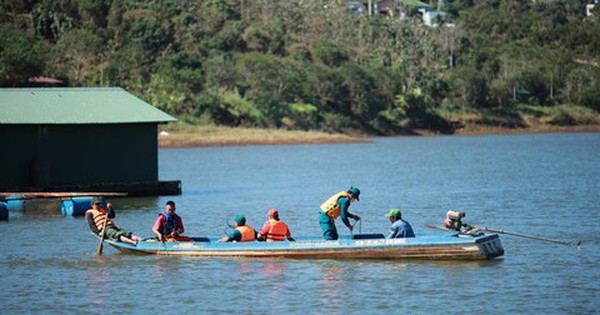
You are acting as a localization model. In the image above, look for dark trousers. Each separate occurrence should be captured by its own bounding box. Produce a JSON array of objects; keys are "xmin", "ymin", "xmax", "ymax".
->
[{"xmin": 319, "ymin": 211, "xmax": 338, "ymax": 240}]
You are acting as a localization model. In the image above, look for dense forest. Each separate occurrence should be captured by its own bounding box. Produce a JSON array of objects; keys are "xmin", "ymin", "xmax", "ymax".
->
[{"xmin": 1, "ymin": 0, "xmax": 599, "ymax": 134}]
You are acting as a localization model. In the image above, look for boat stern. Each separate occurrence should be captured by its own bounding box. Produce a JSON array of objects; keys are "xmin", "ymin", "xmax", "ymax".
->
[{"xmin": 475, "ymin": 234, "xmax": 504, "ymax": 259}]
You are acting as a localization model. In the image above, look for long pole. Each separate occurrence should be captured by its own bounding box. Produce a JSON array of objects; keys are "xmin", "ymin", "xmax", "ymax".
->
[
  {"xmin": 471, "ymin": 225, "xmax": 581, "ymax": 247},
  {"xmin": 96, "ymin": 213, "xmax": 109, "ymax": 255}
]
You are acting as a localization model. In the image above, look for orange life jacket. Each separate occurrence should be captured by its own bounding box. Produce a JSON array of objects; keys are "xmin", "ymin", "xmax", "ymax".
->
[
  {"xmin": 320, "ymin": 191, "xmax": 350, "ymax": 220},
  {"xmin": 236, "ymin": 225, "xmax": 256, "ymax": 242},
  {"xmin": 266, "ymin": 219, "xmax": 289, "ymax": 242},
  {"xmin": 85, "ymin": 208, "xmax": 113, "ymax": 231}
]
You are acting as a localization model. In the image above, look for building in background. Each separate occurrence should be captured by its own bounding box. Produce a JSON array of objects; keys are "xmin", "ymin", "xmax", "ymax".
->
[
  {"xmin": 0, "ymin": 87, "xmax": 180, "ymax": 196},
  {"xmin": 587, "ymin": 0, "xmax": 599, "ymax": 16}
]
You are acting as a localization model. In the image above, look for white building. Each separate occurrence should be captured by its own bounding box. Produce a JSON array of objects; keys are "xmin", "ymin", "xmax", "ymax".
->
[
  {"xmin": 587, "ymin": 1, "xmax": 598, "ymax": 17},
  {"xmin": 418, "ymin": 8, "xmax": 452, "ymax": 27}
]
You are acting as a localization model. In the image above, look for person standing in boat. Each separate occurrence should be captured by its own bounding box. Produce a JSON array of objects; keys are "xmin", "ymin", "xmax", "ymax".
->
[
  {"xmin": 218, "ymin": 215, "xmax": 257, "ymax": 242},
  {"xmin": 85, "ymin": 200, "xmax": 141, "ymax": 245},
  {"xmin": 257, "ymin": 209, "xmax": 295, "ymax": 242},
  {"xmin": 385, "ymin": 208, "xmax": 415, "ymax": 238},
  {"xmin": 152, "ymin": 200, "xmax": 192, "ymax": 242},
  {"xmin": 319, "ymin": 186, "xmax": 361, "ymax": 240}
]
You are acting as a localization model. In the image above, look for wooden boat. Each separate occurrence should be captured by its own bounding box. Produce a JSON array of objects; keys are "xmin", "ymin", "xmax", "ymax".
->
[{"xmin": 98, "ymin": 230, "xmax": 504, "ymax": 260}]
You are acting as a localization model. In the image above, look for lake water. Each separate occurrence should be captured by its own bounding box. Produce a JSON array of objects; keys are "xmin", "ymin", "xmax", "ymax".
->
[{"xmin": 1, "ymin": 132, "xmax": 599, "ymax": 314}]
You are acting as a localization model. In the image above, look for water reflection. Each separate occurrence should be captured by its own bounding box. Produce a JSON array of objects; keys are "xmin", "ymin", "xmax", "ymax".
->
[
  {"xmin": 258, "ymin": 260, "xmax": 286, "ymax": 279},
  {"xmin": 84, "ymin": 259, "xmax": 112, "ymax": 307},
  {"xmin": 429, "ymin": 258, "xmax": 504, "ymax": 268},
  {"xmin": 111, "ymin": 197, "xmax": 160, "ymax": 211},
  {"xmin": 317, "ymin": 264, "xmax": 345, "ymax": 314},
  {"xmin": 150, "ymin": 257, "xmax": 174, "ymax": 277},
  {"xmin": 235, "ymin": 260, "xmax": 256, "ymax": 281},
  {"xmin": 22, "ymin": 199, "xmax": 62, "ymax": 217},
  {"xmin": 255, "ymin": 260, "xmax": 288, "ymax": 307}
]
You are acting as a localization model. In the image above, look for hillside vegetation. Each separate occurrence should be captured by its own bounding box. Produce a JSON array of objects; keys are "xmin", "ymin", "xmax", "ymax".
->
[{"xmin": 1, "ymin": 0, "xmax": 599, "ymax": 135}]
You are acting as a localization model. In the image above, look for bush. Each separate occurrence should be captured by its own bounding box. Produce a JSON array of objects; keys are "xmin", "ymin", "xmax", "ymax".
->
[
  {"xmin": 581, "ymin": 88, "xmax": 600, "ymax": 111},
  {"xmin": 320, "ymin": 112, "xmax": 361, "ymax": 133},
  {"xmin": 220, "ymin": 91, "xmax": 266, "ymax": 127},
  {"xmin": 284, "ymin": 102, "xmax": 320, "ymax": 130},
  {"xmin": 312, "ymin": 40, "xmax": 349, "ymax": 67},
  {"xmin": 209, "ymin": 20, "xmax": 246, "ymax": 51}
]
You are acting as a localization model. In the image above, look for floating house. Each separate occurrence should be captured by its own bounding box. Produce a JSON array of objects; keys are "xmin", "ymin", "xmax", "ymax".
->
[{"xmin": 0, "ymin": 87, "xmax": 180, "ymax": 196}]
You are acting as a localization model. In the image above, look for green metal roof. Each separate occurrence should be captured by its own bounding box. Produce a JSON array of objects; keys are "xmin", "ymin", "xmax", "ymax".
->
[{"xmin": 0, "ymin": 87, "xmax": 176, "ymax": 124}]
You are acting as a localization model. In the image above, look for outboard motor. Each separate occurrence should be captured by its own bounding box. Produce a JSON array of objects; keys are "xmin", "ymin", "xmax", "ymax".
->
[{"xmin": 444, "ymin": 210, "xmax": 466, "ymax": 231}]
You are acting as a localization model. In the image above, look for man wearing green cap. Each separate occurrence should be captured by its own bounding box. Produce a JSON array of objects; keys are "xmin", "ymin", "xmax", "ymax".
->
[
  {"xmin": 218, "ymin": 215, "xmax": 257, "ymax": 242},
  {"xmin": 385, "ymin": 208, "xmax": 415, "ymax": 238},
  {"xmin": 319, "ymin": 186, "xmax": 361, "ymax": 240}
]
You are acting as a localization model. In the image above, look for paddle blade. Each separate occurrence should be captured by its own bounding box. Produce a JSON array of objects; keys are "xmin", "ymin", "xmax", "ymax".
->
[
  {"xmin": 96, "ymin": 238, "xmax": 104, "ymax": 255},
  {"xmin": 95, "ymin": 214, "xmax": 109, "ymax": 256}
]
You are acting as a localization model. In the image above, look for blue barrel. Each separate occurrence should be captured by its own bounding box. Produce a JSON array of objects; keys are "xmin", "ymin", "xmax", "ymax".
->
[
  {"xmin": 61, "ymin": 197, "xmax": 105, "ymax": 216},
  {"xmin": 0, "ymin": 202, "xmax": 8, "ymax": 220},
  {"xmin": 5, "ymin": 195, "xmax": 25, "ymax": 212}
]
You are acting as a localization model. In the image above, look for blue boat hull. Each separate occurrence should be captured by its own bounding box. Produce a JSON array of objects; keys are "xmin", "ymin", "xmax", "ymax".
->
[{"xmin": 101, "ymin": 232, "xmax": 504, "ymax": 260}]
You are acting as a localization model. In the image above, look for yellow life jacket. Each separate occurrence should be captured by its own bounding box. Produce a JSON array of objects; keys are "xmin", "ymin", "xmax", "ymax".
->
[
  {"xmin": 85, "ymin": 208, "xmax": 113, "ymax": 231},
  {"xmin": 320, "ymin": 191, "xmax": 350, "ymax": 220},
  {"xmin": 236, "ymin": 225, "xmax": 256, "ymax": 242},
  {"xmin": 266, "ymin": 219, "xmax": 289, "ymax": 242}
]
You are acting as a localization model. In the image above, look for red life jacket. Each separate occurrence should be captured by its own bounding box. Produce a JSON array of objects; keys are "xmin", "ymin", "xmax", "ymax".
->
[
  {"xmin": 236, "ymin": 225, "xmax": 256, "ymax": 242},
  {"xmin": 266, "ymin": 219, "xmax": 289, "ymax": 242}
]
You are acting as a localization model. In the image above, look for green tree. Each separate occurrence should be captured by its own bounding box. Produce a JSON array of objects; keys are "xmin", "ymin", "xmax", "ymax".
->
[
  {"xmin": 121, "ymin": 9, "xmax": 172, "ymax": 55},
  {"xmin": 76, "ymin": 0, "xmax": 110, "ymax": 28},
  {"xmin": 144, "ymin": 51, "xmax": 204, "ymax": 114},
  {"xmin": 52, "ymin": 28, "xmax": 102, "ymax": 86},
  {"xmin": 32, "ymin": 0, "xmax": 80, "ymax": 41},
  {"xmin": 313, "ymin": 40, "xmax": 349, "ymax": 67},
  {"xmin": 106, "ymin": 42, "xmax": 150, "ymax": 87},
  {"xmin": 0, "ymin": 26, "xmax": 48, "ymax": 86}
]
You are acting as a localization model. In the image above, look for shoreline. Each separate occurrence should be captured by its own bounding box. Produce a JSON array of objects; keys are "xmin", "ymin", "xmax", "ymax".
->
[
  {"xmin": 158, "ymin": 135, "xmax": 367, "ymax": 148},
  {"xmin": 415, "ymin": 125, "xmax": 600, "ymax": 136},
  {"xmin": 158, "ymin": 125, "xmax": 367, "ymax": 148},
  {"xmin": 158, "ymin": 125, "xmax": 600, "ymax": 148}
]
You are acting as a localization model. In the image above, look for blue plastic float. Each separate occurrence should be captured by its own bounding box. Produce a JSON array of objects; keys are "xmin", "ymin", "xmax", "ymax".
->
[
  {"xmin": 0, "ymin": 202, "xmax": 8, "ymax": 220},
  {"xmin": 61, "ymin": 196, "xmax": 104, "ymax": 216}
]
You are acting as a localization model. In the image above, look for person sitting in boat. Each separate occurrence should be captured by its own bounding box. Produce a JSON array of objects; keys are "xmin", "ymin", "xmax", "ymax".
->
[
  {"xmin": 152, "ymin": 200, "xmax": 192, "ymax": 242},
  {"xmin": 385, "ymin": 208, "xmax": 415, "ymax": 239},
  {"xmin": 218, "ymin": 215, "xmax": 257, "ymax": 243},
  {"xmin": 85, "ymin": 200, "xmax": 141, "ymax": 245},
  {"xmin": 257, "ymin": 209, "xmax": 295, "ymax": 242},
  {"xmin": 319, "ymin": 186, "xmax": 361, "ymax": 240}
]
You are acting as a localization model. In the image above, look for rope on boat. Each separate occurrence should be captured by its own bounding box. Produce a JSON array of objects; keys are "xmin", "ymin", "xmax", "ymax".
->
[
  {"xmin": 351, "ymin": 218, "xmax": 362, "ymax": 236},
  {"xmin": 359, "ymin": 218, "xmax": 362, "ymax": 234}
]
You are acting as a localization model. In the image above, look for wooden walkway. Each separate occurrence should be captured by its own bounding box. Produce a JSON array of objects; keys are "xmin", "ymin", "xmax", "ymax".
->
[{"xmin": 0, "ymin": 192, "xmax": 127, "ymax": 199}]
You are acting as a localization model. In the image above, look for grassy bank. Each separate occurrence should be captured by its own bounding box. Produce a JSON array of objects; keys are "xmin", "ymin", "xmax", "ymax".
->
[
  {"xmin": 436, "ymin": 104, "xmax": 600, "ymax": 135},
  {"xmin": 159, "ymin": 105, "xmax": 600, "ymax": 147},
  {"xmin": 158, "ymin": 123, "xmax": 366, "ymax": 147}
]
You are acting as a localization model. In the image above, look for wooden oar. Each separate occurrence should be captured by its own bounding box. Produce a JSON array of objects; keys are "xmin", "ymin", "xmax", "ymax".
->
[
  {"xmin": 96, "ymin": 213, "xmax": 109, "ymax": 256},
  {"xmin": 469, "ymin": 225, "xmax": 581, "ymax": 248}
]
